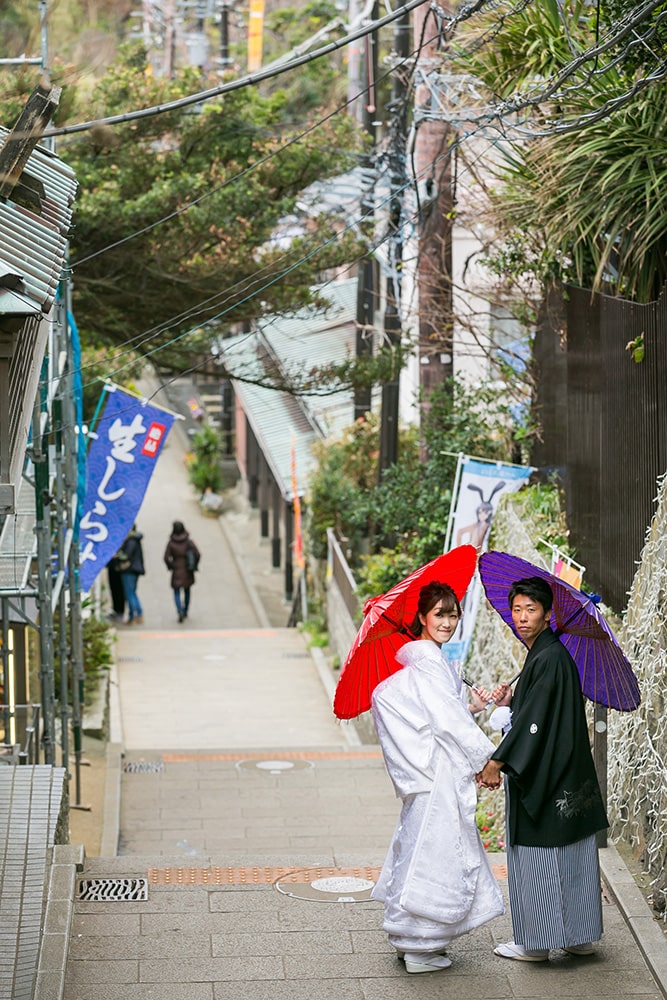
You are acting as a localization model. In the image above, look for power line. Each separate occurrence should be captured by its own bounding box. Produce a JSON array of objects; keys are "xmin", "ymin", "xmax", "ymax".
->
[{"xmin": 43, "ymin": 0, "xmax": 437, "ymax": 138}]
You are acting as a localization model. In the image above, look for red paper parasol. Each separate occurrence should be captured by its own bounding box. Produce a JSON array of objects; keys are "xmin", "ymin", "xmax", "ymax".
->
[
  {"xmin": 333, "ymin": 545, "xmax": 478, "ymax": 719},
  {"xmin": 478, "ymin": 551, "xmax": 640, "ymax": 711}
]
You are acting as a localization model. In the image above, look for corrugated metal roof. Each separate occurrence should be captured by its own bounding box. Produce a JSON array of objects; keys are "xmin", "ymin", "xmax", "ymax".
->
[
  {"xmin": 256, "ymin": 278, "xmax": 359, "ymax": 438},
  {"xmin": 0, "ymin": 127, "xmax": 77, "ymax": 315},
  {"xmin": 222, "ymin": 280, "xmax": 359, "ymax": 499},
  {"xmin": 224, "ymin": 333, "xmax": 317, "ymax": 500}
]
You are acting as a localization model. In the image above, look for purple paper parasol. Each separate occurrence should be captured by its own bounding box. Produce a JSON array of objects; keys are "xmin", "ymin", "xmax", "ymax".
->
[{"xmin": 479, "ymin": 551, "xmax": 640, "ymax": 712}]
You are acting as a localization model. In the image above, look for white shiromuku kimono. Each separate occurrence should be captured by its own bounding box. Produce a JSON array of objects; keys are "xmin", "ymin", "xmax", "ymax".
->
[{"xmin": 371, "ymin": 639, "xmax": 505, "ymax": 954}]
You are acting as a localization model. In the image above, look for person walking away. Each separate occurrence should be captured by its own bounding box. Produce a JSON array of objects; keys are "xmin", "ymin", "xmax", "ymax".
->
[
  {"xmin": 163, "ymin": 520, "xmax": 201, "ymax": 623},
  {"xmin": 106, "ymin": 553, "xmax": 126, "ymax": 621},
  {"xmin": 119, "ymin": 525, "xmax": 145, "ymax": 625},
  {"xmin": 478, "ymin": 576, "xmax": 608, "ymax": 962},
  {"xmin": 371, "ymin": 580, "xmax": 504, "ymax": 974}
]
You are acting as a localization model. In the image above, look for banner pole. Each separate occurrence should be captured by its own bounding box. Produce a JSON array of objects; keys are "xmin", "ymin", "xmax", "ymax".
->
[{"xmin": 444, "ymin": 452, "xmax": 464, "ymax": 552}]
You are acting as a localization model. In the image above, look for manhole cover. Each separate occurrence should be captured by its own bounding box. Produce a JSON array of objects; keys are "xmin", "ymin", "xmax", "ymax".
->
[
  {"xmin": 78, "ymin": 877, "xmax": 149, "ymax": 901},
  {"xmin": 275, "ymin": 867, "xmax": 378, "ymax": 902},
  {"xmin": 236, "ymin": 758, "xmax": 313, "ymax": 773},
  {"xmin": 123, "ymin": 760, "xmax": 164, "ymax": 773}
]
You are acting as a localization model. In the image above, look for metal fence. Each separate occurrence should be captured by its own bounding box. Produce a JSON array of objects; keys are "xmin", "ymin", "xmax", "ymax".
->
[
  {"xmin": 0, "ymin": 703, "xmax": 41, "ymax": 764},
  {"xmin": 326, "ymin": 527, "xmax": 358, "ymax": 619},
  {"xmin": 532, "ymin": 282, "xmax": 667, "ymax": 610}
]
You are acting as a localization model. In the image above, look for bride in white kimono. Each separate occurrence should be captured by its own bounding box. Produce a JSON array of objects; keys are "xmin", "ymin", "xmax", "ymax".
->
[{"xmin": 371, "ymin": 580, "xmax": 505, "ymax": 973}]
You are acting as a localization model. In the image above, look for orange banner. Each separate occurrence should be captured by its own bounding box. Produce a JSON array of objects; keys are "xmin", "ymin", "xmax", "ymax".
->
[
  {"xmin": 290, "ymin": 437, "xmax": 304, "ymax": 570},
  {"xmin": 247, "ymin": 0, "xmax": 264, "ymax": 72}
]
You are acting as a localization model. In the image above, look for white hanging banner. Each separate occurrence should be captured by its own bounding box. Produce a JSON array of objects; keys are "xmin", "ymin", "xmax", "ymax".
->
[{"xmin": 443, "ymin": 456, "xmax": 532, "ymax": 666}]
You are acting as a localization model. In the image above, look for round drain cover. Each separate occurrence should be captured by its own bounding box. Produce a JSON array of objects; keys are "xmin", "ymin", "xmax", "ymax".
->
[
  {"xmin": 310, "ymin": 876, "xmax": 375, "ymax": 892},
  {"xmin": 236, "ymin": 758, "xmax": 313, "ymax": 773},
  {"xmin": 275, "ymin": 867, "xmax": 377, "ymax": 902}
]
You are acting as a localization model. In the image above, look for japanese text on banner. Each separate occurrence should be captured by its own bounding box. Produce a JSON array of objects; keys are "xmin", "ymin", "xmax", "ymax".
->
[{"xmin": 79, "ymin": 388, "xmax": 175, "ymax": 591}]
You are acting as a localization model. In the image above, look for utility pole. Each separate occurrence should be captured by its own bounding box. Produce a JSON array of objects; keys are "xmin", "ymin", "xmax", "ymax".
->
[
  {"xmin": 164, "ymin": 0, "xmax": 176, "ymax": 77},
  {"xmin": 353, "ymin": 3, "xmax": 379, "ymax": 421},
  {"xmin": 219, "ymin": 0, "xmax": 231, "ymax": 69},
  {"xmin": 413, "ymin": 4, "xmax": 454, "ymax": 460},
  {"xmin": 378, "ymin": 9, "xmax": 410, "ymax": 474}
]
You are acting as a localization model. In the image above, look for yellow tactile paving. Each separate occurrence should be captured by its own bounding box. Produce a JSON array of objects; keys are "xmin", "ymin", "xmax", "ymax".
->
[
  {"xmin": 147, "ymin": 864, "xmax": 508, "ymax": 885},
  {"xmin": 132, "ymin": 629, "xmax": 278, "ymax": 639},
  {"xmin": 162, "ymin": 750, "xmax": 384, "ymax": 762}
]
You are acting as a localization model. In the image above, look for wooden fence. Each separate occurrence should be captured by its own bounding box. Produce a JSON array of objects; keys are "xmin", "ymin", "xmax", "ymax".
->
[{"xmin": 532, "ymin": 282, "xmax": 667, "ymax": 611}]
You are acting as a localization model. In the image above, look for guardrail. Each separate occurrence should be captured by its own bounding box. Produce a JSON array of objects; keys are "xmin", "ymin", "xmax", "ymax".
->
[
  {"xmin": 0, "ymin": 703, "xmax": 41, "ymax": 764},
  {"xmin": 326, "ymin": 528, "xmax": 358, "ymax": 619}
]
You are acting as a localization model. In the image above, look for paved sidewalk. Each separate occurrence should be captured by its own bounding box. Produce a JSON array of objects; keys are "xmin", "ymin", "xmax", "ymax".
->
[
  {"xmin": 61, "ymin": 389, "xmax": 667, "ymax": 999},
  {"xmin": 63, "ymin": 741, "xmax": 666, "ymax": 1000}
]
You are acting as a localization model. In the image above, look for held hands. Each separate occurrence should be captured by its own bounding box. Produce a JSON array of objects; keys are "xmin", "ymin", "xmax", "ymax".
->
[
  {"xmin": 476, "ymin": 759, "xmax": 504, "ymax": 790},
  {"xmin": 491, "ymin": 681, "xmax": 512, "ymax": 707}
]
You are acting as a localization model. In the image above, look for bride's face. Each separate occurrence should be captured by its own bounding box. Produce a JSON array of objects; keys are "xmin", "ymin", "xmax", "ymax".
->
[{"xmin": 419, "ymin": 601, "xmax": 461, "ymax": 647}]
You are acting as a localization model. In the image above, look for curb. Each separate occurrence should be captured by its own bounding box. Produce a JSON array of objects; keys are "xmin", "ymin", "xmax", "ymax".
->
[
  {"xmin": 217, "ymin": 508, "xmax": 272, "ymax": 628},
  {"xmin": 33, "ymin": 844, "xmax": 84, "ymax": 1000},
  {"xmin": 600, "ymin": 844, "xmax": 667, "ymax": 999},
  {"xmin": 100, "ymin": 636, "xmax": 123, "ymax": 858},
  {"xmin": 309, "ymin": 645, "xmax": 361, "ymax": 747}
]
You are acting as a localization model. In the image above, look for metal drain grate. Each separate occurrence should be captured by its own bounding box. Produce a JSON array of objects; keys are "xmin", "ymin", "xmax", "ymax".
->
[
  {"xmin": 78, "ymin": 877, "xmax": 149, "ymax": 901},
  {"xmin": 123, "ymin": 760, "xmax": 164, "ymax": 773}
]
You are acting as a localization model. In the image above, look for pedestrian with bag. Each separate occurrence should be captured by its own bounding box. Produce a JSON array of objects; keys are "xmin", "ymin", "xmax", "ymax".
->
[
  {"xmin": 118, "ymin": 524, "xmax": 146, "ymax": 625},
  {"xmin": 163, "ymin": 520, "xmax": 201, "ymax": 623}
]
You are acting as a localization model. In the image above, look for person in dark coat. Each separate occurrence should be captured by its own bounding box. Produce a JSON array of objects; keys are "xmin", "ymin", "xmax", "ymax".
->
[
  {"xmin": 478, "ymin": 576, "xmax": 608, "ymax": 962},
  {"xmin": 163, "ymin": 521, "xmax": 200, "ymax": 622},
  {"xmin": 119, "ymin": 525, "xmax": 146, "ymax": 624},
  {"xmin": 106, "ymin": 554, "xmax": 126, "ymax": 620}
]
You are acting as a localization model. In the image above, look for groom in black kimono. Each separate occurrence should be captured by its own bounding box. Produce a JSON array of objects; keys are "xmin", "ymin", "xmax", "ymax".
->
[{"xmin": 479, "ymin": 576, "xmax": 608, "ymax": 962}]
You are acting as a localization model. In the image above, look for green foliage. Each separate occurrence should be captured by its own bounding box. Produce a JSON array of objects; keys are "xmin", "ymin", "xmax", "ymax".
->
[
  {"xmin": 489, "ymin": 86, "xmax": 667, "ymax": 301},
  {"xmin": 308, "ymin": 377, "xmax": 523, "ymax": 602},
  {"xmin": 476, "ymin": 789, "xmax": 505, "ymax": 851},
  {"xmin": 53, "ymin": 607, "xmax": 114, "ymax": 705},
  {"xmin": 509, "ymin": 479, "xmax": 571, "ymax": 553},
  {"xmin": 299, "ymin": 617, "xmax": 329, "ymax": 648},
  {"xmin": 451, "ymin": 0, "xmax": 667, "ymax": 302},
  {"xmin": 81, "ymin": 613, "xmax": 114, "ymax": 676},
  {"xmin": 308, "ymin": 415, "xmax": 380, "ymax": 560},
  {"xmin": 451, "ymin": 0, "xmax": 590, "ymax": 100},
  {"xmin": 355, "ymin": 548, "xmax": 417, "ymax": 608},
  {"xmin": 1, "ymin": 44, "xmax": 365, "ymax": 375},
  {"xmin": 187, "ymin": 424, "xmax": 223, "ymax": 494},
  {"xmin": 263, "ymin": 0, "xmax": 347, "ymax": 113}
]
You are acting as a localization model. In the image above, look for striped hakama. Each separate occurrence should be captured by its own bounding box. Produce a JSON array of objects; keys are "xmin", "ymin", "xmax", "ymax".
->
[{"xmin": 506, "ymin": 834, "xmax": 603, "ymax": 951}]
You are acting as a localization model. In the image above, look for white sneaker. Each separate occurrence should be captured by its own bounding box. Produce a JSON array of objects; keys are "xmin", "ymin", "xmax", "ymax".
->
[
  {"xmin": 404, "ymin": 952, "xmax": 452, "ymax": 973},
  {"xmin": 494, "ymin": 940, "xmax": 549, "ymax": 962}
]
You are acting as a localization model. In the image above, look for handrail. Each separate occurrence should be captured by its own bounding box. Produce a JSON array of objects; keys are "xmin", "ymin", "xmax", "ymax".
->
[{"xmin": 0, "ymin": 703, "xmax": 41, "ymax": 765}]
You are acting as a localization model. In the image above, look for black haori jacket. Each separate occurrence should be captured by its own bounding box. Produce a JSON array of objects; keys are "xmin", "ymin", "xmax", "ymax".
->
[{"xmin": 492, "ymin": 628, "xmax": 608, "ymax": 848}]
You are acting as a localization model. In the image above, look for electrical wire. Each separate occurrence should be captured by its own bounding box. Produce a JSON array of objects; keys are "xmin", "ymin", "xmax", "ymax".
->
[
  {"xmin": 43, "ymin": 0, "xmax": 438, "ymax": 139},
  {"xmin": 60, "ymin": 24, "xmax": 448, "ymax": 388},
  {"xmin": 69, "ymin": 15, "xmax": 448, "ymax": 271}
]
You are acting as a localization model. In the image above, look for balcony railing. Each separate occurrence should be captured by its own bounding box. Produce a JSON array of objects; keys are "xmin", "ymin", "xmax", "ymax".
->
[{"xmin": 0, "ymin": 703, "xmax": 41, "ymax": 764}]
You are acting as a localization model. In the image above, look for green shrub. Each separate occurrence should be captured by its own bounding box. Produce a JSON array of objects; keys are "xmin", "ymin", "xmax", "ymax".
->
[
  {"xmin": 188, "ymin": 424, "xmax": 223, "ymax": 494},
  {"xmin": 307, "ymin": 376, "xmax": 525, "ymax": 596}
]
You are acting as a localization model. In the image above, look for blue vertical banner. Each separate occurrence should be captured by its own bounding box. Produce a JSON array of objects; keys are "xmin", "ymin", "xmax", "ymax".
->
[{"xmin": 79, "ymin": 386, "xmax": 175, "ymax": 592}]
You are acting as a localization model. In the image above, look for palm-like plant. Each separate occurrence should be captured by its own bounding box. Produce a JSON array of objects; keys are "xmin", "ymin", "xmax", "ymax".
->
[
  {"xmin": 449, "ymin": 0, "xmax": 667, "ymax": 301},
  {"xmin": 494, "ymin": 79, "xmax": 667, "ymax": 301}
]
